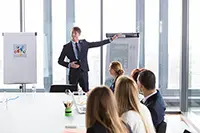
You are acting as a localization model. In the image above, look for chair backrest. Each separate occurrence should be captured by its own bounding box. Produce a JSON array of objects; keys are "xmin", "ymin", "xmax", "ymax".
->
[
  {"xmin": 183, "ymin": 129, "xmax": 191, "ymax": 133},
  {"xmin": 157, "ymin": 121, "xmax": 167, "ymax": 133},
  {"xmin": 49, "ymin": 84, "xmax": 77, "ymax": 93}
]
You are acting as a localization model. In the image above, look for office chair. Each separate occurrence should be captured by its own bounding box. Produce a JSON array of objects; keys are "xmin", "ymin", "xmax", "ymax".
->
[
  {"xmin": 157, "ymin": 121, "xmax": 167, "ymax": 133},
  {"xmin": 49, "ymin": 84, "xmax": 77, "ymax": 93},
  {"xmin": 183, "ymin": 129, "xmax": 191, "ymax": 133}
]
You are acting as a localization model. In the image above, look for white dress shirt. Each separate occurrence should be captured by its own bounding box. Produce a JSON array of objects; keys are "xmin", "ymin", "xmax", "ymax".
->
[{"xmin": 142, "ymin": 90, "xmax": 157, "ymax": 103}]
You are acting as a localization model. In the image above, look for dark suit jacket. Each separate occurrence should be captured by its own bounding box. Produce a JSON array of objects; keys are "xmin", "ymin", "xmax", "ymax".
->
[
  {"xmin": 58, "ymin": 39, "xmax": 110, "ymax": 72},
  {"xmin": 87, "ymin": 122, "xmax": 132, "ymax": 133},
  {"xmin": 110, "ymin": 76, "xmax": 119, "ymax": 92},
  {"xmin": 143, "ymin": 90, "xmax": 166, "ymax": 129}
]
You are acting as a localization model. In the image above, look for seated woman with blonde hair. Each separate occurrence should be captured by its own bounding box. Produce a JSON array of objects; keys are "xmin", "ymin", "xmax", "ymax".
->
[
  {"xmin": 115, "ymin": 76, "xmax": 155, "ymax": 133},
  {"xmin": 109, "ymin": 61, "xmax": 124, "ymax": 92},
  {"xmin": 86, "ymin": 86, "xmax": 132, "ymax": 133}
]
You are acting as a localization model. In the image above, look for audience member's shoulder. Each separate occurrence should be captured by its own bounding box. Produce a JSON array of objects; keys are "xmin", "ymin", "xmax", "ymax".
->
[
  {"xmin": 139, "ymin": 103, "xmax": 156, "ymax": 133},
  {"xmin": 139, "ymin": 103, "xmax": 153, "ymax": 118},
  {"xmin": 140, "ymin": 103, "xmax": 150, "ymax": 112},
  {"xmin": 93, "ymin": 122, "xmax": 104, "ymax": 128},
  {"xmin": 122, "ymin": 110, "xmax": 146, "ymax": 133},
  {"xmin": 149, "ymin": 90, "xmax": 164, "ymax": 105},
  {"xmin": 122, "ymin": 110, "xmax": 141, "ymax": 122},
  {"xmin": 87, "ymin": 126, "xmax": 94, "ymax": 133},
  {"xmin": 156, "ymin": 90, "xmax": 166, "ymax": 107},
  {"xmin": 87, "ymin": 122, "xmax": 107, "ymax": 133}
]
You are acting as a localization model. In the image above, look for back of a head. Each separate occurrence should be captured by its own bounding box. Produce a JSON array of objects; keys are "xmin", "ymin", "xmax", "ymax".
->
[
  {"xmin": 131, "ymin": 68, "xmax": 145, "ymax": 82},
  {"xmin": 138, "ymin": 70, "xmax": 156, "ymax": 90},
  {"xmin": 86, "ymin": 86, "xmax": 128, "ymax": 133},
  {"xmin": 110, "ymin": 61, "xmax": 124, "ymax": 76},
  {"xmin": 115, "ymin": 76, "xmax": 140, "ymax": 116}
]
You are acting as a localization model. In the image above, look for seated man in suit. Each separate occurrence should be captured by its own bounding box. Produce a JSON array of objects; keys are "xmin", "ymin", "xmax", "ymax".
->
[{"xmin": 137, "ymin": 70, "xmax": 166, "ymax": 131}]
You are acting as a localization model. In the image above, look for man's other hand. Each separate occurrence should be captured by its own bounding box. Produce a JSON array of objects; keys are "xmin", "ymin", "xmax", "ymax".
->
[{"xmin": 70, "ymin": 61, "xmax": 80, "ymax": 69}]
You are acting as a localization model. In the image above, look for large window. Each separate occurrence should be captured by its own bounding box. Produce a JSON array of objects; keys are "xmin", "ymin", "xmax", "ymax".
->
[
  {"xmin": 168, "ymin": 0, "xmax": 182, "ymax": 89},
  {"xmin": 189, "ymin": 0, "xmax": 200, "ymax": 89},
  {"xmin": 189, "ymin": 0, "xmax": 200, "ymax": 115},
  {"xmin": 52, "ymin": 0, "xmax": 66, "ymax": 84},
  {"xmin": 103, "ymin": 0, "xmax": 136, "ymax": 83},
  {"xmin": 74, "ymin": 0, "xmax": 101, "ymax": 89},
  {"xmin": 145, "ymin": 0, "xmax": 159, "ymax": 88},
  {"xmin": 25, "ymin": 0, "xmax": 44, "ymax": 88},
  {"xmin": 162, "ymin": 0, "xmax": 182, "ymax": 111},
  {"xmin": 145, "ymin": 0, "xmax": 182, "ymax": 111},
  {"xmin": 0, "ymin": 0, "xmax": 20, "ymax": 89}
]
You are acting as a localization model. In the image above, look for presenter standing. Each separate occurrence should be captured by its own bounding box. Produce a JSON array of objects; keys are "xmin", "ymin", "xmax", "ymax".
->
[{"xmin": 58, "ymin": 27, "xmax": 119, "ymax": 92}]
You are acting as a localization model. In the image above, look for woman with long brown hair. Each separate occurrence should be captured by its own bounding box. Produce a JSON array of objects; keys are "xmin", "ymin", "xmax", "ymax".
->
[
  {"xmin": 86, "ymin": 86, "xmax": 132, "ymax": 133},
  {"xmin": 109, "ymin": 61, "xmax": 124, "ymax": 92},
  {"xmin": 115, "ymin": 76, "xmax": 155, "ymax": 133}
]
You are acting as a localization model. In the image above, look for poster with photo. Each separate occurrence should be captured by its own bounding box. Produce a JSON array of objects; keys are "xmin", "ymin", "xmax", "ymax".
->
[
  {"xmin": 3, "ymin": 32, "xmax": 37, "ymax": 84},
  {"xmin": 13, "ymin": 44, "xmax": 27, "ymax": 57}
]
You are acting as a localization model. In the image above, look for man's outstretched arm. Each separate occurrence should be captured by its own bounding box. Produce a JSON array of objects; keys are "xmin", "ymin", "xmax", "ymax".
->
[
  {"xmin": 87, "ymin": 34, "xmax": 120, "ymax": 48},
  {"xmin": 87, "ymin": 39, "xmax": 111, "ymax": 48}
]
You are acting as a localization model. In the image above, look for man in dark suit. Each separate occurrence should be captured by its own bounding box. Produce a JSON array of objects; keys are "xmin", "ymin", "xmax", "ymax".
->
[
  {"xmin": 137, "ymin": 70, "xmax": 166, "ymax": 131},
  {"xmin": 58, "ymin": 27, "xmax": 119, "ymax": 92}
]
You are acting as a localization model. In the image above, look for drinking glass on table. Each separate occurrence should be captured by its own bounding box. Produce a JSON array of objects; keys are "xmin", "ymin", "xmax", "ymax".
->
[{"xmin": 77, "ymin": 84, "xmax": 85, "ymax": 104}]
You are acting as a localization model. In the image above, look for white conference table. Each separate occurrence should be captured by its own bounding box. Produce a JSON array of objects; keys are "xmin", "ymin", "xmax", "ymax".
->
[{"xmin": 0, "ymin": 93, "xmax": 86, "ymax": 133}]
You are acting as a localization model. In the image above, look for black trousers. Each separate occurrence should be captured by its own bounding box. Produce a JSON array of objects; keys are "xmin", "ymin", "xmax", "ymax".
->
[{"xmin": 69, "ymin": 68, "xmax": 89, "ymax": 92}]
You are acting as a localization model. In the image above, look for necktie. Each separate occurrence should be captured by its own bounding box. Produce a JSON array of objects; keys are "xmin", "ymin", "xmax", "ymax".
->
[{"xmin": 75, "ymin": 42, "xmax": 80, "ymax": 59}]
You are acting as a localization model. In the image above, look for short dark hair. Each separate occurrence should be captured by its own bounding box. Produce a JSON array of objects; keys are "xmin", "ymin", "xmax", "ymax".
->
[
  {"xmin": 72, "ymin": 27, "xmax": 81, "ymax": 34},
  {"xmin": 138, "ymin": 70, "xmax": 156, "ymax": 90}
]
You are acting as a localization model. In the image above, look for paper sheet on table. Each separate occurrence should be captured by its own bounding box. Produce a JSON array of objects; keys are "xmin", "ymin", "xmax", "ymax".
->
[{"xmin": 63, "ymin": 129, "xmax": 85, "ymax": 133}]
